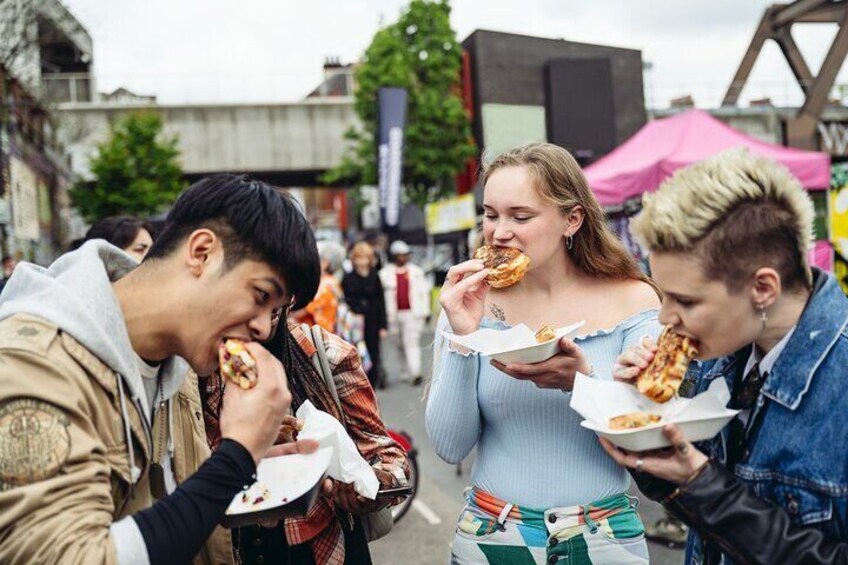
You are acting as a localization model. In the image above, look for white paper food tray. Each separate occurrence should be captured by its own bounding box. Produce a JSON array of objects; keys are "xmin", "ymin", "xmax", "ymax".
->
[
  {"xmin": 570, "ymin": 375, "xmax": 738, "ymax": 452},
  {"xmin": 221, "ymin": 446, "xmax": 332, "ymax": 527},
  {"xmin": 441, "ymin": 320, "xmax": 586, "ymax": 365}
]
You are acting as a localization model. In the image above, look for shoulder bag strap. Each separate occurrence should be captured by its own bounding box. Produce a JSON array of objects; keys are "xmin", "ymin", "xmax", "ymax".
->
[{"xmin": 310, "ymin": 324, "xmax": 343, "ymax": 415}]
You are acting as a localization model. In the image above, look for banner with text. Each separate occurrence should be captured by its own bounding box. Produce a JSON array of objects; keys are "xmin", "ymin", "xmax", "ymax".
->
[
  {"xmin": 425, "ymin": 193, "xmax": 476, "ymax": 235},
  {"xmin": 377, "ymin": 87, "xmax": 408, "ymax": 229}
]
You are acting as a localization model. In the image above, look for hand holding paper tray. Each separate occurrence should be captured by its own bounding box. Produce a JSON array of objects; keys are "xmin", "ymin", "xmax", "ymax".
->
[
  {"xmin": 440, "ymin": 320, "xmax": 586, "ymax": 365},
  {"xmin": 222, "ymin": 400, "xmax": 380, "ymax": 527},
  {"xmin": 296, "ymin": 400, "xmax": 380, "ymax": 499},
  {"xmin": 570, "ymin": 374, "xmax": 738, "ymax": 451},
  {"xmin": 222, "ymin": 446, "xmax": 333, "ymax": 527}
]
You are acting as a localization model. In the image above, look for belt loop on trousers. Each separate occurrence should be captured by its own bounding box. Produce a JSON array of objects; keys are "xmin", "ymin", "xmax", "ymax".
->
[{"xmin": 497, "ymin": 503, "xmax": 513, "ymax": 531}]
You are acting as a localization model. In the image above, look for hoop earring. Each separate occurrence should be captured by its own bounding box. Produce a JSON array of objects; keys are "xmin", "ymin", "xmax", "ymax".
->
[
  {"xmin": 566, "ymin": 235, "xmax": 573, "ymax": 250},
  {"xmin": 757, "ymin": 303, "xmax": 768, "ymax": 330}
]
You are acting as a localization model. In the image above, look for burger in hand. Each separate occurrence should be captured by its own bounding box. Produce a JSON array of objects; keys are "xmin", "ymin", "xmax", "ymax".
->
[
  {"xmin": 474, "ymin": 245, "xmax": 531, "ymax": 289},
  {"xmin": 219, "ymin": 339, "xmax": 258, "ymax": 390},
  {"xmin": 635, "ymin": 326, "xmax": 699, "ymax": 403}
]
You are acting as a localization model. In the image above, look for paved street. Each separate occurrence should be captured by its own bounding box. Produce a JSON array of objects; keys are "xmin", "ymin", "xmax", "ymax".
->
[{"xmin": 370, "ymin": 331, "xmax": 684, "ymax": 565}]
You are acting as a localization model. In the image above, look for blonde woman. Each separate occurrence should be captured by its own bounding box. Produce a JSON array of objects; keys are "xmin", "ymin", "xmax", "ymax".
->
[
  {"xmin": 427, "ymin": 143, "xmax": 660, "ymax": 564},
  {"xmin": 342, "ymin": 241, "xmax": 388, "ymax": 389},
  {"xmin": 604, "ymin": 149, "xmax": 848, "ymax": 564}
]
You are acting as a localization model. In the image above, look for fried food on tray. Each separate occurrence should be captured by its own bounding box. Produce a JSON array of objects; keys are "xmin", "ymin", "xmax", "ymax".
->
[
  {"xmin": 278, "ymin": 418, "xmax": 305, "ymax": 443},
  {"xmin": 535, "ymin": 324, "xmax": 556, "ymax": 343},
  {"xmin": 608, "ymin": 412, "xmax": 662, "ymax": 430},
  {"xmin": 636, "ymin": 326, "xmax": 699, "ymax": 403},
  {"xmin": 219, "ymin": 339, "xmax": 258, "ymax": 390},
  {"xmin": 473, "ymin": 245, "xmax": 531, "ymax": 288}
]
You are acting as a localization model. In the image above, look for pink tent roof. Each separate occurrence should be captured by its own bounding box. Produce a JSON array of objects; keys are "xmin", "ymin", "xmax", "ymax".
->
[{"xmin": 585, "ymin": 109, "xmax": 831, "ymax": 206}]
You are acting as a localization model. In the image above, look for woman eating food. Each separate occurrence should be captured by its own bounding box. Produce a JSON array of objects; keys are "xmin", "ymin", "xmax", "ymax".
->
[
  {"xmin": 203, "ymin": 311, "xmax": 410, "ymax": 564},
  {"xmin": 603, "ymin": 149, "xmax": 848, "ymax": 564},
  {"xmin": 426, "ymin": 142, "xmax": 661, "ymax": 564}
]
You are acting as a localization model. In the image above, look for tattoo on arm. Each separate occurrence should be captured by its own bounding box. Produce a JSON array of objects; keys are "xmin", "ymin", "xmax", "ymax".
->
[{"xmin": 489, "ymin": 303, "xmax": 505, "ymax": 322}]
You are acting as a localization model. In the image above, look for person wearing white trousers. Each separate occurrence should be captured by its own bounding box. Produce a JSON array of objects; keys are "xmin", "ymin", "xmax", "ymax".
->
[{"xmin": 380, "ymin": 240, "xmax": 432, "ymax": 385}]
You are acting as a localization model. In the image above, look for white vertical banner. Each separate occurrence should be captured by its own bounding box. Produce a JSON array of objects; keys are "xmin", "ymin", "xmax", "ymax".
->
[{"xmin": 377, "ymin": 87, "xmax": 408, "ymax": 229}]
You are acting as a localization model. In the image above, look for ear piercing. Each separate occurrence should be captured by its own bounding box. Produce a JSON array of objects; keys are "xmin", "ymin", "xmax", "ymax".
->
[{"xmin": 757, "ymin": 303, "xmax": 768, "ymax": 329}]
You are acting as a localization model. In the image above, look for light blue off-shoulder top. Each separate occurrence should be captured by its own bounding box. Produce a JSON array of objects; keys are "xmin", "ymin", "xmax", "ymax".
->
[{"xmin": 425, "ymin": 310, "xmax": 661, "ymax": 509}]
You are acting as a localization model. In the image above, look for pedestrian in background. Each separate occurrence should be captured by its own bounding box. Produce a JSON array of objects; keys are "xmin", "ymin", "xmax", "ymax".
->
[
  {"xmin": 342, "ymin": 241, "xmax": 388, "ymax": 389},
  {"xmin": 292, "ymin": 240, "xmax": 346, "ymax": 333},
  {"xmin": 84, "ymin": 215, "xmax": 156, "ymax": 262},
  {"xmin": 0, "ymin": 254, "xmax": 17, "ymax": 294},
  {"xmin": 380, "ymin": 240, "xmax": 431, "ymax": 386}
]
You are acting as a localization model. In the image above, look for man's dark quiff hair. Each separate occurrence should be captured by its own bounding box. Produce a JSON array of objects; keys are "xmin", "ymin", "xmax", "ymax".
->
[{"xmin": 145, "ymin": 174, "xmax": 320, "ymax": 309}]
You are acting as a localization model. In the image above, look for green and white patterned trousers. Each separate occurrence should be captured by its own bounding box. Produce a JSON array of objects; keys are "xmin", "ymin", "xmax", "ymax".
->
[{"xmin": 450, "ymin": 488, "xmax": 649, "ymax": 565}]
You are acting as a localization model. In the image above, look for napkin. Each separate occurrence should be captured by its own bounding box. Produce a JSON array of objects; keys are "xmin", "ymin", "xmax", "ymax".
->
[
  {"xmin": 570, "ymin": 374, "xmax": 732, "ymax": 428},
  {"xmin": 295, "ymin": 400, "xmax": 379, "ymax": 499}
]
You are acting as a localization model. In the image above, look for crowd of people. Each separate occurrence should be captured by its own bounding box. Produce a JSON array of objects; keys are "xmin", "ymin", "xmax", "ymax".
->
[{"xmin": 0, "ymin": 142, "xmax": 846, "ymax": 565}]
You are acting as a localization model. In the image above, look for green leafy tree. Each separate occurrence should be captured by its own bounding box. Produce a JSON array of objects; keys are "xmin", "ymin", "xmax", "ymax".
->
[
  {"xmin": 323, "ymin": 0, "xmax": 475, "ymax": 209},
  {"xmin": 71, "ymin": 111, "xmax": 183, "ymax": 222}
]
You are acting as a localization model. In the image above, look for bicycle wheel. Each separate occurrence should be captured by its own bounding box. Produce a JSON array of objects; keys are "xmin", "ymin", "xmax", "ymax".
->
[{"xmin": 391, "ymin": 452, "xmax": 419, "ymax": 523}]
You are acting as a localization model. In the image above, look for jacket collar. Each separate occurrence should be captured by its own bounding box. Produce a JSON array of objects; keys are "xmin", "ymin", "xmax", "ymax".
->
[{"xmin": 761, "ymin": 269, "xmax": 848, "ymax": 410}]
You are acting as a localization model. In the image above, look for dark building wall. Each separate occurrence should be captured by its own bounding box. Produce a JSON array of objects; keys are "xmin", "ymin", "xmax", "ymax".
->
[
  {"xmin": 546, "ymin": 58, "xmax": 617, "ymax": 160},
  {"xmin": 462, "ymin": 30, "xmax": 646, "ymax": 158}
]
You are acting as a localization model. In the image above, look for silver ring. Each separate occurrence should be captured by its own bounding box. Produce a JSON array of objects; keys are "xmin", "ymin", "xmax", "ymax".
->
[{"xmin": 635, "ymin": 458, "xmax": 644, "ymax": 472}]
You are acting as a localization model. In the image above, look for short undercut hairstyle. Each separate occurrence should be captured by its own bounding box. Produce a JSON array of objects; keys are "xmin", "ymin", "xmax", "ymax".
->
[
  {"xmin": 631, "ymin": 148, "xmax": 814, "ymax": 293},
  {"xmin": 145, "ymin": 174, "xmax": 320, "ymax": 309}
]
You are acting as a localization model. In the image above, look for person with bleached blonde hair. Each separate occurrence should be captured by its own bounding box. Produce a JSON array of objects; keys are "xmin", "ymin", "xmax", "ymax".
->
[
  {"xmin": 343, "ymin": 241, "xmax": 388, "ymax": 388},
  {"xmin": 604, "ymin": 148, "xmax": 848, "ymax": 564}
]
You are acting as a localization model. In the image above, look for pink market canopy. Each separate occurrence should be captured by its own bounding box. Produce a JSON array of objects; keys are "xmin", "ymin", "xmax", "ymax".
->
[{"xmin": 585, "ymin": 109, "xmax": 831, "ymax": 207}]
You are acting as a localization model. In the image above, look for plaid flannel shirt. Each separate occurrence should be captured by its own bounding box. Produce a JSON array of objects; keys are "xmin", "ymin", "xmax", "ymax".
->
[{"xmin": 201, "ymin": 322, "xmax": 409, "ymax": 565}]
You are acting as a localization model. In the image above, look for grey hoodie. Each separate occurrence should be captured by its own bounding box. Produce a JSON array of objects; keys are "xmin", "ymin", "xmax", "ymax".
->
[{"xmin": 0, "ymin": 240, "xmax": 187, "ymax": 565}]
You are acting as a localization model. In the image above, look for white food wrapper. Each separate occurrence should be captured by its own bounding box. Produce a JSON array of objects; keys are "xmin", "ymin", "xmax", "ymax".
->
[
  {"xmin": 570, "ymin": 374, "xmax": 732, "ymax": 425},
  {"xmin": 569, "ymin": 374, "xmax": 738, "ymax": 451},
  {"xmin": 440, "ymin": 320, "xmax": 586, "ymax": 365},
  {"xmin": 295, "ymin": 400, "xmax": 379, "ymax": 499}
]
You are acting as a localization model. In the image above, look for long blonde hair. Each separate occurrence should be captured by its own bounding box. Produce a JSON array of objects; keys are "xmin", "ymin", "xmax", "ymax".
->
[{"xmin": 483, "ymin": 143, "xmax": 654, "ymax": 289}]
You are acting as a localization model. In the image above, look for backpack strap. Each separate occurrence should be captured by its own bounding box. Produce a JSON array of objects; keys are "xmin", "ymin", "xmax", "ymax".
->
[{"xmin": 299, "ymin": 323, "xmax": 343, "ymax": 414}]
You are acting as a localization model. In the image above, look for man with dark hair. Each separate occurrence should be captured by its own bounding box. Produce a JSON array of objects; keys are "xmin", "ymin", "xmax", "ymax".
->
[{"xmin": 0, "ymin": 174, "xmax": 321, "ymax": 564}]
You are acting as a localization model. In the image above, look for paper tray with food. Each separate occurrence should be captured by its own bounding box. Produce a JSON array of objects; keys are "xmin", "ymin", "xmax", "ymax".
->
[
  {"xmin": 223, "ymin": 399, "xmax": 382, "ymax": 527},
  {"xmin": 440, "ymin": 320, "xmax": 586, "ymax": 365},
  {"xmin": 221, "ymin": 446, "xmax": 333, "ymax": 528},
  {"xmin": 570, "ymin": 374, "xmax": 738, "ymax": 452}
]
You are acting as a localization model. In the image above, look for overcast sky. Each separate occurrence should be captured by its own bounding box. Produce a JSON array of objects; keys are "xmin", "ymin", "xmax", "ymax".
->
[{"xmin": 61, "ymin": 0, "xmax": 848, "ymax": 109}]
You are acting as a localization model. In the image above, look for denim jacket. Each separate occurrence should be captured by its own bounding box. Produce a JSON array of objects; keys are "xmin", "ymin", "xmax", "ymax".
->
[{"xmin": 685, "ymin": 270, "xmax": 848, "ymax": 565}]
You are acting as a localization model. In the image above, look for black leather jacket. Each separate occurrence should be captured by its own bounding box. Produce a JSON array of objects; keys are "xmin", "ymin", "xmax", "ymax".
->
[{"xmin": 635, "ymin": 463, "xmax": 848, "ymax": 565}]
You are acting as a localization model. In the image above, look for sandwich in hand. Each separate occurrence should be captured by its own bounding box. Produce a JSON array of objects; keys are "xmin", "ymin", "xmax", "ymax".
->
[
  {"xmin": 219, "ymin": 339, "xmax": 258, "ymax": 390},
  {"xmin": 609, "ymin": 411, "xmax": 662, "ymax": 430},
  {"xmin": 635, "ymin": 326, "xmax": 699, "ymax": 403},
  {"xmin": 473, "ymin": 245, "xmax": 531, "ymax": 288}
]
